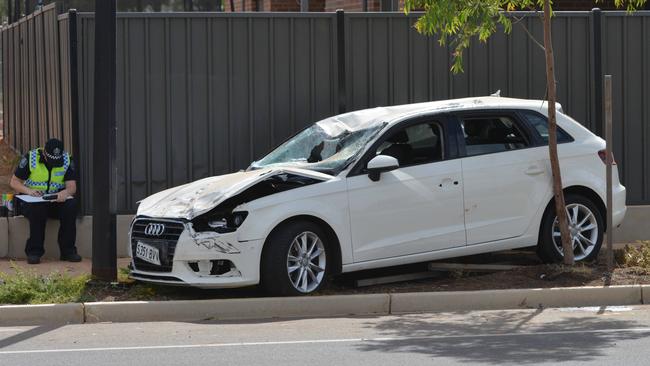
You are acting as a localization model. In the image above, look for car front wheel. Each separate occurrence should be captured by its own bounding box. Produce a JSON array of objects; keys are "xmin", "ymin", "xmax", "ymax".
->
[
  {"xmin": 261, "ymin": 220, "xmax": 329, "ymax": 296},
  {"xmin": 537, "ymin": 194, "xmax": 604, "ymax": 263}
]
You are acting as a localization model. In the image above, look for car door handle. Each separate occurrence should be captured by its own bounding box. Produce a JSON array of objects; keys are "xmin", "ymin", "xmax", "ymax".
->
[
  {"xmin": 525, "ymin": 165, "xmax": 545, "ymax": 176},
  {"xmin": 438, "ymin": 178, "xmax": 459, "ymax": 187}
]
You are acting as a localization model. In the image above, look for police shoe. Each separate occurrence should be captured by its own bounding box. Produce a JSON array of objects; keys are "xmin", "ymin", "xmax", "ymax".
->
[
  {"xmin": 60, "ymin": 253, "xmax": 82, "ymax": 262},
  {"xmin": 27, "ymin": 256, "xmax": 41, "ymax": 265}
]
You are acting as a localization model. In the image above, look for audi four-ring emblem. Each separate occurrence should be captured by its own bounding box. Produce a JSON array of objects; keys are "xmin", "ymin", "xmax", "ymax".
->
[{"xmin": 144, "ymin": 223, "xmax": 165, "ymax": 236}]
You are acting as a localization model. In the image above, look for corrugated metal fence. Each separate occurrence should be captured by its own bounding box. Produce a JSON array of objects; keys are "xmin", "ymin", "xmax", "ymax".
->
[
  {"xmin": 2, "ymin": 10, "xmax": 650, "ymax": 214},
  {"xmin": 1, "ymin": 3, "xmax": 76, "ymax": 154}
]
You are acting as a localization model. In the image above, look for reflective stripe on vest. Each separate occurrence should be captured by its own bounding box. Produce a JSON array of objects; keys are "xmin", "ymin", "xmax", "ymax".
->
[{"xmin": 24, "ymin": 149, "xmax": 70, "ymax": 193}]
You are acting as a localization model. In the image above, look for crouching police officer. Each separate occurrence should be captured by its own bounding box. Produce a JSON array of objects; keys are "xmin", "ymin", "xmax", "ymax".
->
[{"xmin": 9, "ymin": 138, "xmax": 81, "ymax": 264}]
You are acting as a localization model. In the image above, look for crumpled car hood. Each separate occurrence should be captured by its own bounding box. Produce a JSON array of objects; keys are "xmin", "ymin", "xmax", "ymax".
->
[{"xmin": 136, "ymin": 167, "xmax": 332, "ymax": 220}]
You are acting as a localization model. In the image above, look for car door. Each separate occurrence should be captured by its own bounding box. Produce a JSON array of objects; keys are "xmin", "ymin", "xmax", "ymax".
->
[
  {"xmin": 454, "ymin": 111, "xmax": 551, "ymax": 245},
  {"xmin": 346, "ymin": 116, "xmax": 466, "ymax": 262}
]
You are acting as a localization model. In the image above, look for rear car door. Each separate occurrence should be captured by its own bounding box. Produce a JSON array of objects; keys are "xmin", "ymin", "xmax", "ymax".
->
[
  {"xmin": 346, "ymin": 115, "xmax": 466, "ymax": 262},
  {"xmin": 454, "ymin": 110, "xmax": 551, "ymax": 245}
]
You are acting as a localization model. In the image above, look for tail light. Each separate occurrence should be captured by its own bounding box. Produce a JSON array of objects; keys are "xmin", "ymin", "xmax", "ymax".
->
[{"xmin": 598, "ymin": 149, "xmax": 617, "ymax": 165}]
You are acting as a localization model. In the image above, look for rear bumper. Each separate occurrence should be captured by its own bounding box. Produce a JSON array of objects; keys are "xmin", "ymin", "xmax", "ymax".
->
[{"xmin": 612, "ymin": 184, "xmax": 627, "ymax": 228}]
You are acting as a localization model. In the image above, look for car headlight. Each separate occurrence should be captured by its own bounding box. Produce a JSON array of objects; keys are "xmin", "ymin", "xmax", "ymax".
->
[{"xmin": 195, "ymin": 211, "xmax": 248, "ymax": 233}]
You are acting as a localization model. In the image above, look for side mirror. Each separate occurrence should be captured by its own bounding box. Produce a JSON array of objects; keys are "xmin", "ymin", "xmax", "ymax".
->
[{"xmin": 366, "ymin": 155, "xmax": 399, "ymax": 182}]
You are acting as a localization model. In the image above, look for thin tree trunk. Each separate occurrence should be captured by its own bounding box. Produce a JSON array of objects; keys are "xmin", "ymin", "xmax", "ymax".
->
[{"xmin": 543, "ymin": 0, "xmax": 574, "ymax": 265}]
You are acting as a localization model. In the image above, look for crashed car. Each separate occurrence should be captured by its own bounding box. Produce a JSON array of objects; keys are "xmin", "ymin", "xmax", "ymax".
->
[{"xmin": 129, "ymin": 96, "xmax": 626, "ymax": 295}]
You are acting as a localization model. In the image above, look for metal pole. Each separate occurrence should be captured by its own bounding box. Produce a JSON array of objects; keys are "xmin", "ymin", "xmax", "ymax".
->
[
  {"xmin": 92, "ymin": 0, "xmax": 117, "ymax": 282},
  {"xmin": 591, "ymin": 8, "xmax": 603, "ymax": 137},
  {"xmin": 300, "ymin": 0, "xmax": 309, "ymax": 12},
  {"xmin": 13, "ymin": 0, "xmax": 19, "ymax": 20},
  {"xmin": 7, "ymin": 0, "xmax": 12, "ymax": 23},
  {"xmin": 336, "ymin": 9, "xmax": 346, "ymax": 114},
  {"xmin": 604, "ymin": 75, "xmax": 613, "ymax": 271}
]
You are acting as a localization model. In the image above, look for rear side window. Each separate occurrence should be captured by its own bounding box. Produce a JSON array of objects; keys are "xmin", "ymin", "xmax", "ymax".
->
[
  {"xmin": 521, "ymin": 111, "xmax": 574, "ymax": 144},
  {"xmin": 460, "ymin": 116, "xmax": 530, "ymax": 157}
]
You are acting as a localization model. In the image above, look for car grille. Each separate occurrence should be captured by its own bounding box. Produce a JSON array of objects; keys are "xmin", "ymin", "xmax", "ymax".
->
[{"xmin": 130, "ymin": 219, "xmax": 185, "ymax": 272}]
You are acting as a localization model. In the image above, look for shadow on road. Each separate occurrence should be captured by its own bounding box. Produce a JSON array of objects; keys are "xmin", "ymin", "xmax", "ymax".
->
[
  {"xmin": 0, "ymin": 325, "xmax": 61, "ymax": 350},
  {"xmin": 356, "ymin": 309, "xmax": 650, "ymax": 364}
]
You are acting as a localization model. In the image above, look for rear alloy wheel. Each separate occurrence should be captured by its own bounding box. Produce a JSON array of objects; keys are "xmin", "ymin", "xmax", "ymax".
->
[
  {"xmin": 551, "ymin": 203, "xmax": 599, "ymax": 261},
  {"xmin": 261, "ymin": 220, "xmax": 330, "ymax": 296},
  {"xmin": 538, "ymin": 194, "xmax": 604, "ymax": 263}
]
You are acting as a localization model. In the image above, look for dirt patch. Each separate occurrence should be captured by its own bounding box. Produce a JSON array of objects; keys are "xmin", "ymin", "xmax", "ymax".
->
[
  {"xmin": 78, "ymin": 249, "xmax": 650, "ymax": 303},
  {"xmin": 0, "ymin": 139, "xmax": 20, "ymax": 193}
]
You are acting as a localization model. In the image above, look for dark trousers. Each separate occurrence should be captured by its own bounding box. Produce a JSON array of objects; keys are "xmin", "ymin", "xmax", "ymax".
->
[{"xmin": 23, "ymin": 198, "xmax": 78, "ymax": 258}]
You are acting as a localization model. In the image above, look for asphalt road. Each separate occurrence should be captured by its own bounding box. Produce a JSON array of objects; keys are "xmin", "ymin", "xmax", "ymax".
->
[{"xmin": 2, "ymin": 306, "xmax": 650, "ymax": 365}]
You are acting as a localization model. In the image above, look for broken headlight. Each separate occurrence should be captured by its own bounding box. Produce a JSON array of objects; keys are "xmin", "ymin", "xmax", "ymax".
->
[{"xmin": 194, "ymin": 211, "xmax": 248, "ymax": 233}]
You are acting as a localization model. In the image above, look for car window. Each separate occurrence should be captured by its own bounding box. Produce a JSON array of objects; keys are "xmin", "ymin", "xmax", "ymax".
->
[
  {"xmin": 460, "ymin": 116, "xmax": 529, "ymax": 157},
  {"xmin": 376, "ymin": 122, "xmax": 444, "ymax": 167},
  {"xmin": 520, "ymin": 111, "xmax": 574, "ymax": 144}
]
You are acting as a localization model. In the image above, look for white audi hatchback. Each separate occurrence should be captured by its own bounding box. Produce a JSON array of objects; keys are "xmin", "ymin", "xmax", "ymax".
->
[{"xmin": 129, "ymin": 96, "xmax": 626, "ymax": 295}]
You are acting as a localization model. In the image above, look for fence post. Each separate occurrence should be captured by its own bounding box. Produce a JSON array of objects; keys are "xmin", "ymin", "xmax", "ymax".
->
[
  {"xmin": 591, "ymin": 8, "xmax": 603, "ymax": 137},
  {"xmin": 604, "ymin": 75, "xmax": 613, "ymax": 270},
  {"xmin": 336, "ymin": 9, "xmax": 347, "ymax": 114},
  {"xmin": 68, "ymin": 8, "xmax": 81, "ymax": 214},
  {"xmin": 92, "ymin": 0, "xmax": 117, "ymax": 282}
]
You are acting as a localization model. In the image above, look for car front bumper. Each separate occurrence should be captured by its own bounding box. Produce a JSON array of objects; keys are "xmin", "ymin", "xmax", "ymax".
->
[{"xmin": 128, "ymin": 219, "xmax": 264, "ymax": 289}]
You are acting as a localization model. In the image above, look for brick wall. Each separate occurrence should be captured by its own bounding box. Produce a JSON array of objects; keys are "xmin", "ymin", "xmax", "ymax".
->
[
  {"xmin": 324, "ymin": 0, "xmax": 380, "ymax": 12},
  {"xmin": 224, "ymin": 0, "xmax": 258, "ymax": 11},
  {"xmin": 225, "ymin": 0, "xmax": 326, "ymax": 11},
  {"xmin": 225, "ymin": 0, "xmax": 649, "ymax": 12}
]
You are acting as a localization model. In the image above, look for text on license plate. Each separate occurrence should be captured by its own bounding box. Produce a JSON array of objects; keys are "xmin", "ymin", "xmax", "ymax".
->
[{"xmin": 135, "ymin": 242, "xmax": 161, "ymax": 266}]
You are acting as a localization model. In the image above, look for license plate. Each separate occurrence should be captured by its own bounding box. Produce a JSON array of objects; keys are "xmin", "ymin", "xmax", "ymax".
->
[{"xmin": 135, "ymin": 241, "xmax": 161, "ymax": 266}]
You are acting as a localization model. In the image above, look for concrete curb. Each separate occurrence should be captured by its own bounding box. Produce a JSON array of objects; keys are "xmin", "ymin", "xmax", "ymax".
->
[
  {"xmin": 0, "ymin": 285, "xmax": 645, "ymax": 325},
  {"xmin": 0, "ymin": 218, "xmax": 7, "ymax": 258},
  {"xmin": 390, "ymin": 285, "xmax": 643, "ymax": 314},
  {"xmin": 84, "ymin": 294, "xmax": 391, "ymax": 323},
  {"xmin": 0, "ymin": 303, "xmax": 84, "ymax": 326}
]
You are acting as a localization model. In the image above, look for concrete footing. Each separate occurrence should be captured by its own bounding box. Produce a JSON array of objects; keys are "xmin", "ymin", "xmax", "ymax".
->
[
  {"xmin": 3, "ymin": 215, "xmax": 133, "ymax": 259},
  {"xmin": 0, "ymin": 205, "xmax": 648, "ymax": 260}
]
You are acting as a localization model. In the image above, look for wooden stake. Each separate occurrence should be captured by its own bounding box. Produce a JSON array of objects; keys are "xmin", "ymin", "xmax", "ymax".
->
[{"xmin": 605, "ymin": 75, "xmax": 613, "ymax": 270}]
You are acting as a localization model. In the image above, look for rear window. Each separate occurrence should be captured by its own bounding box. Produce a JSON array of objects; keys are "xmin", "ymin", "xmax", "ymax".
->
[
  {"xmin": 521, "ymin": 111, "xmax": 574, "ymax": 144},
  {"xmin": 460, "ymin": 116, "xmax": 530, "ymax": 157}
]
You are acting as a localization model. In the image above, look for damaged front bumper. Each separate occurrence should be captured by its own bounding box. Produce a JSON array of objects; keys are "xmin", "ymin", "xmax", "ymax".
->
[{"xmin": 128, "ymin": 218, "xmax": 264, "ymax": 289}]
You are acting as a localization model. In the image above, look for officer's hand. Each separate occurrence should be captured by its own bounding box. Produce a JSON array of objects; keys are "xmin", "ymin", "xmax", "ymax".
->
[
  {"xmin": 56, "ymin": 191, "xmax": 68, "ymax": 203},
  {"xmin": 26, "ymin": 189, "xmax": 42, "ymax": 197}
]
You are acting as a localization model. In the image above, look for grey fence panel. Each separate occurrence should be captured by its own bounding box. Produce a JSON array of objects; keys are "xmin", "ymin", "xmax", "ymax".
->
[
  {"xmin": 74, "ymin": 13, "xmax": 339, "ymax": 214},
  {"xmin": 58, "ymin": 13, "xmax": 74, "ymax": 154},
  {"xmin": 603, "ymin": 12, "xmax": 650, "ymax": 205},
  {"xmin": 345, "ymin": 12, "xmax": 594, "ymax": 128},
  {"xmin": 0, "ymin": 3, "xmax": 70, "ymax": 153},
  {"xmin": 3, "ymin": 10, "xmax": 650, "ymax": 213},
  {"xmin": 77, "ymin": 14, "xmax": 95, "ymax": 215}
]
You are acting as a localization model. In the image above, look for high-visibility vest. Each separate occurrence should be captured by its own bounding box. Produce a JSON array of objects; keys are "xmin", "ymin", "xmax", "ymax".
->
[{"xmin": 24, "ymin": 148, "xmax": 71, "ymax": 193}]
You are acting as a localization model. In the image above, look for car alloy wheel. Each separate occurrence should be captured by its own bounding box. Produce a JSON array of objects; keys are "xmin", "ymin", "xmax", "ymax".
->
[
  {"xmin": 286, "ymin": 231, "xmax": 327, "ymax": 293},
  {"xmin": 551, "ymin": 203, "xmax": 599, "ymax": 261}
]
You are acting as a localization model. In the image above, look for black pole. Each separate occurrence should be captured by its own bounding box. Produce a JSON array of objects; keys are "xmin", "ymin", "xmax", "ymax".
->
[
  {"xmin": 336, "ymin": 9, "xmax": 347, "ymax": 114},
  {"xmin": 591, "ymin": 8, "xmax": 603, "ymax": 137},
  {"xmin": 92, "ymin": 0, "xmax": 117, "ymax": 282},
  {"xmin": 13, "ymin": 0, "xmax": 19, "ymax": 21},
  {"xmin": 7, "ymin": 0, "xmax": 12, "ymax": 23}
]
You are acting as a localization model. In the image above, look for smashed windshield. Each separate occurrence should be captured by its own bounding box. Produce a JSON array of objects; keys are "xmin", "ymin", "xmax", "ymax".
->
[{"xmin": 251, "ymin": 115, "xmax": 386, "ymax": 174}]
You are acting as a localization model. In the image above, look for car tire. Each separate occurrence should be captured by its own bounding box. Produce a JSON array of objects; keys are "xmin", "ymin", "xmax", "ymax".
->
[
  {"xmin": 537, "ymin": 193, "xmax": 604, "ymax": 263},
  {"xmin": 261, "ymin": 220, "xmax": 330, "ymax": 296}
]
